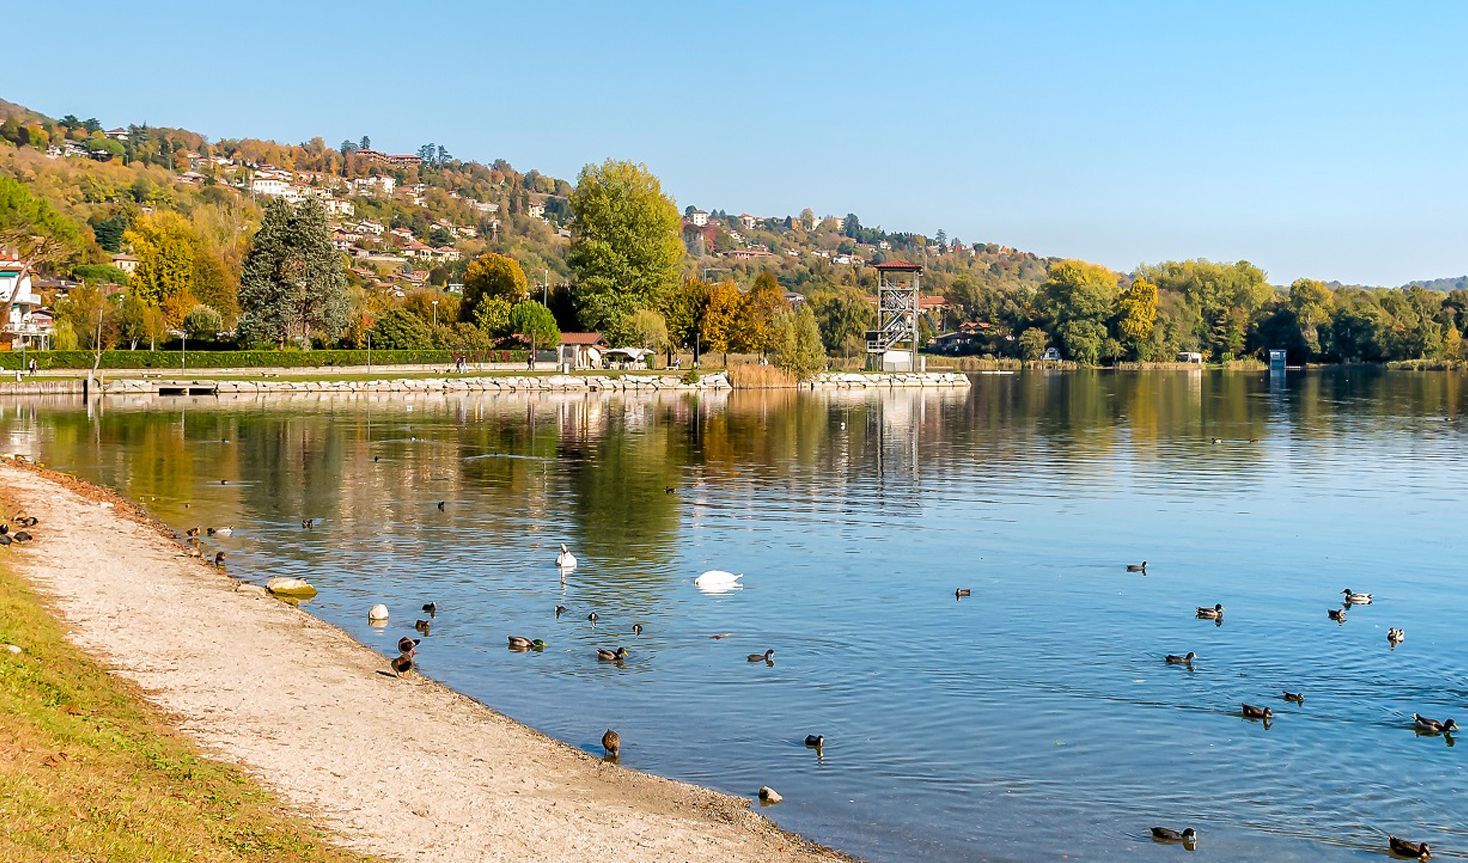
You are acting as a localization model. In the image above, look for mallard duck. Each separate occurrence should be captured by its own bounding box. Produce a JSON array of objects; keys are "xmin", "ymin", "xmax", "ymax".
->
[
  {"xmin": 414, "ymin": 619, "xmax": 431, "ymax": 635},
  {"xmin": 390, "ymin": 653, "xmax": 414, "ymax": 677},
  {"xmin": 421, "ymin": 602, "xmax": 437, "ymax": 617},
  {"xmin": 185, "ymin": 527, "xmax": 200, "ymax": 538},
  {"xmin": 596, "ymin": 646, "xmax": 628, "ymax": 662},
  {"xmin": 747, "ymin": 649, "xmax": 775, "ymax": 662},
  {"xmin": 397, "ymin": 636, "xmax": 420, "ymax": 654},
  {"xmin": 507, "ymin": 636, "xmax": 544, "ymax": 650},
  {"xmin": 14, "ymin": 515, "xmax": 37, "ymax": 528},
  {"xmin": 602, "ymin": 728, "xmax": 620, "ymax": 757},
  {"xmin": 1342, "ymin": 589, "xmax": 1373, "ymax": 605},
  {"xmin": 1389, "ymin": 836, "xmax": 1431, "ymax": 859},
  {"xmin": 1151, "ymin": 826, "xmax": 1197, "ymax": 843},
  {"xmin": 1282, "ymin": 691, "xmax": 1305, "ymax": 704},
  {"xmin": 1165, "ymin": 651, "xmax": 1197, "ymax": 665},
  {"xmin": 301, "ymin": 518, "xmax": 317, "ymax": 528},
  {"xmin": 955, "ymin": 588, "xmax": 972, "ymax": 599},
  {"xmin": 632, "ymin": 623, "xmax": 643, "ymax": 635},
  {"xmin": 555, "ymin": 605, "xmax": 567, "ymax": 618},
  {"xmin": 664, "ymin": 486, "xmax": 676, "ymax": 495},
  {"xmin": 1242, "ymin": 704, "xmax": 1273, "ymax": 720},
  {"xmin": 13, "ymin": 531, "xmax": 32, "ymax": 543},
  {"xmin": 804, "ymin": 734, "xmax": 825, "ymax": 748},
  {"xmin": 556, "ymin": 543, "xmax": 577, "ymax": 570},
  {"xmin": 1388, "ymin": 627, "xmax": 1406, "ymax": 645},
  {"xmin": 213, "ymin": 551, "xmax": 226, "ymax": 567},
  {"xmin": 207, "ymin": 527, "xmax": 233, "ymax": 537},
  {"xmin": 1211, "ymin": 437, "xmax": 1223, "ymax": 444},
  {"xmin": 1328, "ymin": 608, "xmax": 1347, "ymax": 622},
  {"xmin": 1413, "ymin": 714, "xmax": 1458, "ymax": 734},
  {"xmin": 1126, "ymin": 561, "xmax": 1148, "ymax": 572},
  {"xmin": 1196, "ymin": 603, "xmax": 1224, "ymax": 619}
]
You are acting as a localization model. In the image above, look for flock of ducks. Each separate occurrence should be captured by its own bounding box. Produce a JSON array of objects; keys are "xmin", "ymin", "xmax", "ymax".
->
[
  {"xmin": 0, "ymin": 513, "xmax": 37, "ymax": 547},
  {"xmin": 1139, "ymin": 568, "xmax": 1442, "ymax": 858}
]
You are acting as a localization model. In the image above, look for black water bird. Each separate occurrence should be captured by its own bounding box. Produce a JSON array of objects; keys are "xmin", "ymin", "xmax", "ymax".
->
[
  {"xmin": 302, "ymin": 518, "xmax": 318, "ymax": 528},
  {"xmin": 955, "ymin": 588, "xmax": 971, "ymax": 599},
  {"xmin": 555, "ymin": 605, "xmax": 567, "ymax": 618},
  {"xmin": 804, "ymin": 734, "xmax": 825, "ymax": 748},
  {"xmin": 664, "ymin": 486, "xmax": 676, "ymax": 495},
  {"xmin": 185, "ymin": 527, "xmax": 200, "ymax": 538},
  {"xmin": 1389, "ymin": 836, "xmax": 1431, "ymax": 859},
  {"xmin": 437, "ymin": 501, "xmax": 446, "ymax": 511},
  {"xmin": 747, "ymin": 649, "xmax": 775, "ymax": 663},
  {"xmin": 1151, "ymin": 827, "xmax": 1197, "ymax": 844},
  {"xmin": 1242, "ymin": 704, "xmax": 1273, "ymax": 721},
  {"xmin": 587, "ymin": 612, "xmax": 599, "ymax": 625},
  {"xmin": 1413, "ymin": 714, "xmax": 1458, "ymax": 734},
  {"xmin": 1328, "ymin": 608, "xmax": 1347, "ymax": 623},
  {"xmin": 1165, "ymin": 652, "xmax": 1196, "ymax": 666},
  {"xmin": 1127, "ymin": 561, "xmax": 1148, "ymax": 573},
  {"xmin": 213, "ymin": 551, "xmax": 226, "ymax": 567},
  {"xmin": 414, "ymin": 619, "xmax": 431, "ymax": 635},
  {"xmin": 632, "ymin": 623, "xmax": 643, "ymax": 636},
  {"xmin": 13, "ymin": 531, "xmax": 32, "ymax": 543},
  {"xmin": 422, "ymin": 602, "xmax": 437, "ymax": 617},
  {"xmin": 1282, "ymin": 691, "xmax": 1305, "ymax": 704}
]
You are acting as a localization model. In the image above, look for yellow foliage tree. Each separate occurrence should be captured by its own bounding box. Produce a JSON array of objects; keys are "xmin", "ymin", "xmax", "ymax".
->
[{"xmin": 123, "ymin": 211, "xmax": 198, "ymax": 326}]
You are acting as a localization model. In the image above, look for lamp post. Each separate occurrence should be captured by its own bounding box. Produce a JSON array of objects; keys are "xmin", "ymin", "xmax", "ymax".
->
[
  {"xmin": 181, "ymin": 332, "xmax": 187, "ymax": 370},
  {"xmin": 366, "ymin": 332, "xmax": 372, "ymax": 373},
  {"xmin": 431, "ymin": 299, "xmax": 439, "ymax": 328}
]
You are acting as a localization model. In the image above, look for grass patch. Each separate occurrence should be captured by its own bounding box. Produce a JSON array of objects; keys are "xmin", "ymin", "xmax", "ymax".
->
[
  {"xmin": 0, "ymin": 565, "xmax": 379, "ymax": 863},
  {"xmin": 726, "ymin": 363, "xmax": 799, "ymax": 388}
]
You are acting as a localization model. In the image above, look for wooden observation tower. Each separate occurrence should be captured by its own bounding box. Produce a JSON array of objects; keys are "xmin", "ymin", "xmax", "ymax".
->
[{"xmin": 866, "ymin": 260, "xmax": 922, "ymax": 371}]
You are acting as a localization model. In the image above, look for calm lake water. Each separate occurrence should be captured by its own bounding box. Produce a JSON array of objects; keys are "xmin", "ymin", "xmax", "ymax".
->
[{"xmin": 3, "ymin": 369, "xmax": 1467, "ymax": 861}]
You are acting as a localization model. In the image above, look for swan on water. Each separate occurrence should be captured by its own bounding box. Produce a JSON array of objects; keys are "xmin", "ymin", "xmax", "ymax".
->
[
  {"xmin": 556, "ymin": 543, "xmax": 578, "ymax": 570},
  {"xmin": 694, "ymin": 570, "xmax": 743, "ymax": 593}
]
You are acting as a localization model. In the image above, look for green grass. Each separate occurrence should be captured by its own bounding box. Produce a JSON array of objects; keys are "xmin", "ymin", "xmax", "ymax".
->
[{"xmin": 0, "ymin": 564, "xmax": 381, "ymax": 863}]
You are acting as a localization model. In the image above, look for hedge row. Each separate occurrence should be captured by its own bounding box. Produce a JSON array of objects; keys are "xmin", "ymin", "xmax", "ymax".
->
[{"xmin": 0, "ymin": 349, "xmax": 531, "ymax": 370}]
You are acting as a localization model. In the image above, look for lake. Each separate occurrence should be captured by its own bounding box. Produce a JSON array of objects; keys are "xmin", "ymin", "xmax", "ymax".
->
[{"xmin": 3, "ymin": 368, "xmax": 1466, "ymax": 861}]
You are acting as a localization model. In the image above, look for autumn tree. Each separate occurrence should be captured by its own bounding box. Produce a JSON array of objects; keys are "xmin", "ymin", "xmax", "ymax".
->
[
  {"xmin": 567, "ymin": 159, "xmax": 683, "ymax": 336},
  {"xmin": 237, "ymin": 199, "xmax": 348, "ymax": 348},
  {"xmin": 772, "ymin": 305, "xmax": 827, "ymax": 378},
  {"xmin": 123, "ymin": 211, "xmax": 198, "ymax": 323},
  {"xmin": 1115, "ymin": 277, "xmax": 1159, "ymax": 359},
  {"xmin": 1288, "ymin": 277, "xmax": 1335, "ymax": 357},
  {"xmin": 1042, "ymin": 259, "xmax": 1120, "ymax": 364},
  {"xmin": 735, "ymin": 271, "xmax": 790, "ymax": 355},
  {"xmin": 808, "ymin": 285, "xmax": 875, "ymax": 356},
  {"xmin": 701, "ymin": 279, "xmax": 742, "ymax": 365},
  {"xmin": 621, "ymin": 308, "xmax": 669, "ymax": 356},
  {"xmin": 460, "ymin": 252, "xmax": 528, "ymax": 325},
  {"xmin": 0, "ymin": 177, "xmax": 87, "ymax": 334}
]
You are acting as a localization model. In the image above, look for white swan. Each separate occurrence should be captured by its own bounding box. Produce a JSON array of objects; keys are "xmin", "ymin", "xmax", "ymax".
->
[
  {"xmin": 694, "ymin": 570, "xmax": 743, "ymax": 593},
  {"xmin": 556, "ymin": 543, "xmax": 578, "ymax": 570}
]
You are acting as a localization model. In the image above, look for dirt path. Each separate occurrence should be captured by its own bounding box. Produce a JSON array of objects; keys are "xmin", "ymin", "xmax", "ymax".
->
[{"xmin": 0, "ymin": 463, "xmax": 847, "ymax": 863}]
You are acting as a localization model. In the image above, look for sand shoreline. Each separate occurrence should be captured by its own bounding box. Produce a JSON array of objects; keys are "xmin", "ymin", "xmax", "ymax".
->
[{"xmin": 0, "ymin": 461, "xmax": 851, "ymax": 863}]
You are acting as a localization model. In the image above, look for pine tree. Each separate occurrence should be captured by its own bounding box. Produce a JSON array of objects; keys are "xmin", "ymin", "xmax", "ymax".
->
[{"xmin": 237, "ymin": 199, "xmax": 348, "ymax": 348}]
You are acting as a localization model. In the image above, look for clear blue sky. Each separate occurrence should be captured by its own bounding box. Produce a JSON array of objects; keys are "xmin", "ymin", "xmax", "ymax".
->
[{"xmin": 12, "ymin": 1, "xmax": 1468, "ymax": 285}]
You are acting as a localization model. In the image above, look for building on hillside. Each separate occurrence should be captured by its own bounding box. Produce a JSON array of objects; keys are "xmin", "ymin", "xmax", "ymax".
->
[
  {"xmin": 739, "ymin": 213, "xmax": 757, "ymax": 230},
  {"xmin": 687, "ymin": 209, "xmax": 709, "ymax": 227},
  {"xmin": 356, "ymin": 219, "xmax": 386, "ymax": 236},
  {"xmin": 0, "ymin": 261, "xmax": 54, "ymax": 349},
  {"xmin": 433, "ymin": 246, "xmax": 461, "ymax": 262},
  {"xmin": 109, "ymin": 253, "xmax": 140, "ymax": 276},
  {"xmin": 471, "ymin": 200, "xmax": 499, "ymax": 214},
  {"xmin": 105, "ymin": 127, "xmax": 128, "ymax": 141},
  {"xmin": 783, "ymin": 291, "xmax": 807, "ymax": 309},
  {"xmin": 351, "ymin": 175, "xmax": 397, "ymax": 196},
  {"xmin": 322, "ymin": 197, "xmax": 355, "ymax": 217},
  {"xmin": 354, "ymin": 149, "xmax": 423, "ymax": 168},
  {"xmin": 250, "ymin": 176, "xmax": 291, "ymax": 197},
  {"xmin": 527, "ymin": 202, "xmax": 546, "ymax": 220}
]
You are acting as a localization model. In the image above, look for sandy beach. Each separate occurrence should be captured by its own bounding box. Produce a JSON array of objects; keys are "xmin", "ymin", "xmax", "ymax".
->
[{"xmin": 0, "ymin": 461, "xmax": 848, "ymax": 863}]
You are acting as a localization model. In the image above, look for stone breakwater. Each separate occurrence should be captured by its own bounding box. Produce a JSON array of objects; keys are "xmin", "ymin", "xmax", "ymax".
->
[
  {"xmin": 100, "ymin": 372, "xmax": 733, "ymax": 395},
  {"xmin": 805, "ymin": 371, "xmax": 971, "ymax": 389}
]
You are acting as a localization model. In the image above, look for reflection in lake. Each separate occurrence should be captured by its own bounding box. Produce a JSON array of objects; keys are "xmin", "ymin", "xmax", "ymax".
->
[{"xmin": 3, "ymin": 367, "xmax": 1467, "ymax": 862}]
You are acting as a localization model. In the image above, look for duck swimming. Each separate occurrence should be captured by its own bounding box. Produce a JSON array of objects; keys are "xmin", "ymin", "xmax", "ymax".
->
[
  {"xmin": 596, "ymin": 646, "xmax": 628, "ymax": 662},
  {"xmin": 1388, "ymin": 627, "xmax": 1406, "ymax": 645},
  {"xmin": 213, "ymin": 551, "xmax": 226, "ymax": 567},
  {"xmin": 1242, "ymin": 704, "xmax": 1274, "ymax": 721},
  {"xmin": 555, "ymin": 605, "xmax": 567, "ymax": 618},
  {"xmin": 507, "ymin": 636, "xmax": 545, "ymax": 651},
  {"xmin": 1151, "ymin": 826, "xmax": 1197, "ymax": 844},
  {"xmin": 1282, "ymin": 691, "xmax": 1305, "ymax": 704},
  {"xmin": 1389, "ymin": 836, "xmax": 1431, "ymax": 859},
  {"xmin": 955, "ymin": 588, "xmax": 972, "ymax": 599},
  {"xmin": 587, "ymin": 612, "xmax": 599, "ymax": 625},
  {"xmin": 422, "ymin": 602, "xmax": 437, "ymax": 617},
  {"xmin": 804, "ymin": 734, "xmax": 825, "ymax": 748},
  {"xmin": 397, "ymin": 636, "xmax": 420, "ymax": 654},
  {"xmin": 1126, "ymin": 561, "xmax": 1148, "ymax": 573},
  {"xmin": 1165, "ymin": 651, "xmax": 1196, "ymax": 666},
  {"xmin": 555, "ymin": 544, "xmax": 577, "ymax": 570},
  {"xmin": 1328, "ymin": 608, "xmax": 1347, "ymax": 622},
  {"xmin": 1413, "ymin": 714, "xmax": 1458, "ymax": 734},
  {"xmin": 1342, "ymin": 589, "xmax": 1373, "ymax": 605},
  {"xmin": 1195, "ymin": 603, "xmax": 1224, "ymax": 619},
  {"xmin": 207, "ymin": 527, "xmax": 233, "ymax": 537},
  {"xmin": 414, "ymin": 619, "xmax": 431, "ymax": 635},
  {"xmin": 632, "ymin": 623, "xmax": 643, "ymax": 636},
  {"xmin": 747, "ymin": 649, "xmax": 775, "ymax": 663}
]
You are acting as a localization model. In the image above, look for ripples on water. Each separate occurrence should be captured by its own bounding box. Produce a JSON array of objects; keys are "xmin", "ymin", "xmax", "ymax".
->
[{"xmin": 3, "ymin": 368, "xmax": 1467, "ymax": 862}]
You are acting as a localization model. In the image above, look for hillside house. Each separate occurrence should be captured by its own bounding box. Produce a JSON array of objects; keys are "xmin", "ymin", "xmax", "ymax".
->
[
  {"xmin": 110, "ymin": 253, "xmax": 140, "ymax": 276},
  {"xmin": 0, "ymin": 262, "xmax": 53, "ymax": 349},
  {"xmin": 739, "ymin": 213, "xmax": 757, "ymax": 230},
  {"xmin": 688, "ymin": 209, "xmax": 709, "ymax": 227}
]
